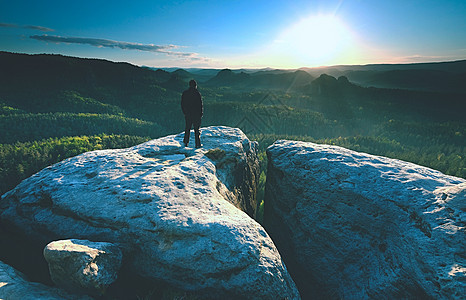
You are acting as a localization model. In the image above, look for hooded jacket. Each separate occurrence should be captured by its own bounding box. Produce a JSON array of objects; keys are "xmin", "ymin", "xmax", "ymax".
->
[{"xmin": 181, "ymin": 87, "xmax": 203, "ymax": 118}]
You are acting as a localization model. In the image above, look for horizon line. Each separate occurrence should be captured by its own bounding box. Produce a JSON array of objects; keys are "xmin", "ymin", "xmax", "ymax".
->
[{"xmin": 2, "ymin": 50, "xmax": 465, "ymax": 70}]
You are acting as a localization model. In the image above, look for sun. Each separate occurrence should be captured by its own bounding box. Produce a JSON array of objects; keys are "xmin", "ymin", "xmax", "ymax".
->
[{"xmin": 271, "ymin": 14, "xmax": 355, "ymax": 67}]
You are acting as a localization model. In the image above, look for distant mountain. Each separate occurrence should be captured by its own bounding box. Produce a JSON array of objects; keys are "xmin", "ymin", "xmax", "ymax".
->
[
  {"xmin": 152, "ymin": 69, "xmax": 171, "ymax": 82},
  {"xmin": 301, "ymin": 60, "xmax": 466, "ymax": 93},
  {"xmin": 250, "ymin": 69, "xmax": 297, "ymax": 76},
  {"xmin": 205, "ymin": 68, "xmax": 314, "ymax": 91},
  {"xmin": 147, "ymin": 60, "xmax": 466, "ymax": 94},
  {"xmin": 0, "ymin": 51, "xmax": 182, "ymax": 131},
  {"xmin": 302, "ymin": 74, "xmax": 351, "ymax": 96},
  {"xmin": 2, "ymin": 51, "xmax": 464, "ymax": 123},
  {"xmin": 172, "ymin": 69, "xmax": 193, "ymax": 79},
  {"xmin": 298, "ymin": 73, "xmax": 465, "ymax": 122},
  {"xmin": 349, "ymin": 69, "xmax": 466, "ymax": 93},
  {"xmin": 205, "ymin": 69, "xmax": 251, "ymax": 88},
  {"xmin": 145, "ymin": 67, "xmax": 214, "ymax": 83},
  {"xmin": 181, "ymin": 67, "xmax": 287, "ymax": 75},
  {"xmin": 301, "ymin": 59, "xmax": 466, "ymax": 75},
  {"xmin": 0, "ymin": 51, "xmax": 177, "ymax": 103}
]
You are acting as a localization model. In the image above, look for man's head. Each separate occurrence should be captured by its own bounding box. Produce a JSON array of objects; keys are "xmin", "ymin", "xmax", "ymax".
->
[{"xmin": 189, "ymin": 79, "xmax": 197, "ymax": 88}]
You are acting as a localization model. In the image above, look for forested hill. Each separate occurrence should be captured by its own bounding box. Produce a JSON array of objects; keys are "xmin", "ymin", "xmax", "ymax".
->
[
  {"xmin": 0, "ymin": 51, "xmax": 198, "ymax": 141},
  {"xmin": 204, "ymin": 68, "xmax": 314, "ymax": 91},
  {"xmin": 0, "ymin": 51, "xmax": 465, "ymax": 196},
  {"xmin": 0, "ymin": 51, "xmax": 178, "ymax": 117}
]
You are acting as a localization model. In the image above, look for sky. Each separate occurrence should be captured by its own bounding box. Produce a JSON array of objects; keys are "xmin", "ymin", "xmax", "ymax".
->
[{"xmin": 1, "ymin": 0, "xmax": 465, "ymax": 69}]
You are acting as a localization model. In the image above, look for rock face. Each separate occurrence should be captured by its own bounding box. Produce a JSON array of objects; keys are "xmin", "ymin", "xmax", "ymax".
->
[
  {"xmin": 43, "ymin": 239, "xmax": 122, "ymax": 296},
  {"xmin": 265, "ymin": 140, "xmax": 465, "ymax": 299},
  {"xmin": 0, "ymin": 126, "xmax": 299, "ymax": 299},
  {"xmin": 0, "ymin": 260, "xmax": 89, "ymax": 300}
]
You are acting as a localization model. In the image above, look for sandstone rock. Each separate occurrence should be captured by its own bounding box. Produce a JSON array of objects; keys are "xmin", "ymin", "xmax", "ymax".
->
[
  {"xmin": 0, "ymin": 260, "xmax": 89, "ymax": 300},
  {"xmin": 43, "ymin": 239, "xmax": 122, "ymax": 296},
  {"xmin": 265, "ymin": 140, "xmax": 465, "ymax": 299},
  {"xmin": 0, "ymin": 127, "xmax": 299, "ymax": 299}
]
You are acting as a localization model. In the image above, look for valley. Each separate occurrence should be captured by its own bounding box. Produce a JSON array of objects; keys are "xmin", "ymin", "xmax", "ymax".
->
[{"xmin": 0, "ymin": 51, "xmax": 465, "ymax": 197}]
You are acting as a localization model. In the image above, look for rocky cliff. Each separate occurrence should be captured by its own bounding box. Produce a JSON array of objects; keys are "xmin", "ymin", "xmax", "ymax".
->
[
  {"xmin": 265, "ymin": 140, "xmax": 465, "ymax": 299},
  {"xmin": 0, "ymin": 127, "xmax": 299, "ymax": 299}
]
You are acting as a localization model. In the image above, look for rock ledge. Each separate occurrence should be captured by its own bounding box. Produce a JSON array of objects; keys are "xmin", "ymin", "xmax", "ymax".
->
[
  {"xmin": 1, "ymin": 127, "xmax": 299, "ymax": 299},
  {"xmin": 265, "ymin": 140, "xmax": 465, "ymax": 299}
]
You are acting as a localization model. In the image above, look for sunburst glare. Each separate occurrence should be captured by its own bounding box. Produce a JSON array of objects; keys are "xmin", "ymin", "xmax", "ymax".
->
[{"xmin": 270, "ymin": 14, "xmax": 357, "ymax": 67}]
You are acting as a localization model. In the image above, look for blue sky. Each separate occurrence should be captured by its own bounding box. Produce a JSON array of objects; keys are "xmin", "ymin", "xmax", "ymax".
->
[{"xmin": 1, "ymin": 0, "xmax": 465, "ymax": 68}]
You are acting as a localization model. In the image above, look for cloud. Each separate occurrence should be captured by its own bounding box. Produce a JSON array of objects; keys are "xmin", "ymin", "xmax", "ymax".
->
[
  {"xmin": 0, "ymin": 23, "xmax": 17, "ymax": 28},
  {"xmin": 30, "ymin": 34, "xmax": 209, "ymax": 62},
  {"xmin": 23, "ymin": 25, "xmax": 54, "ymax": 32},
  {"xmin": 31, "ymin": 35, "xmax": 176, "ymax": 52},
  {"xmin": 396, "ymin": 54, "xmax": 449, "ymax": 63},
  {"xmin": 0, "ymin": 22, "xmax": 54, "ymax": 32}
]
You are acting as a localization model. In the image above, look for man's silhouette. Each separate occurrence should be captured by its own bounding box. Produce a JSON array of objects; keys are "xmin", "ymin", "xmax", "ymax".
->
[{"xmin": 181, "ymin": 79, "xmax": 203, "ymax": 148}]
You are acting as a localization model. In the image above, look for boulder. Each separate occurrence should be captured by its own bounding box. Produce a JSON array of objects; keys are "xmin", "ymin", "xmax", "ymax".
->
[
  {"xmin": 0, "ymin": 127, "xmax": 299, "ymax": 299},
  {"xmin": 0, "ymin": 260, "xmax": 89, "ymax": 300},
  {"xmin": 43, "ymin": 239, "xmax": 122, "ymax": 296},
  {"xmin": 265, "ymin": 140, "xmax": 465, "ymax": 299}
]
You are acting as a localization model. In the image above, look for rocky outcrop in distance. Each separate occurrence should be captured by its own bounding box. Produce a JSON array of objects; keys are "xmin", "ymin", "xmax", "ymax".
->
[
  {"xmin": 0, "ymin": 126, "xmax": 299, "ymax": 299},
  {"xmin": 265, "ymin": 140, "xmax": 465, "ymax": 299}
]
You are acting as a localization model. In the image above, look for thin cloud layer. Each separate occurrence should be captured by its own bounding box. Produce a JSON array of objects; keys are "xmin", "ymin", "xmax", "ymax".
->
[
  {"xmin": 0, "ymin": 23, "xmax": 16, "ymax": 28},
  {"xmin": 30, "ymin": 34, "xmax": 208, "ymax": 62},
  {"xmin": 0, "ymin": 22, "xmax": 54, "ymax": 32},
  {"xmin": 31, "ymin": 35, "xmax": 175, "ymax": 52},
  {"xmin": 23, "ymin": 25, "xmax": 55, "ymax": 32}
]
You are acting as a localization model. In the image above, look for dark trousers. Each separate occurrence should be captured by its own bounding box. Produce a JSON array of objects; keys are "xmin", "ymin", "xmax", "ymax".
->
[{"xmin": 183, "ymin": 115, "xmax": 201, "ymax": 146}]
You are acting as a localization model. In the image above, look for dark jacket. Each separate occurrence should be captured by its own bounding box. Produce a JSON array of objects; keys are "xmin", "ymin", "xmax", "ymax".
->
[{"xmin": 181, "ymin": 87, "xmax": 203, "ymax": 118}]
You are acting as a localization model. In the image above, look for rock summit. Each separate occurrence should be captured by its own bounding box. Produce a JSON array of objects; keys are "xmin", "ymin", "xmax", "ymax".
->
[
  {"xmin": 265, "ymin": 140, "xmax": 465, "ymax": 299},
  {"xmin": 0, "ymin": 127, "xmax": 299, "ymax": 299}
]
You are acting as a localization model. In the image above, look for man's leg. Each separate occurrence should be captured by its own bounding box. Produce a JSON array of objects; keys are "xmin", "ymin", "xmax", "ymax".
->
[
  {"xmin": 193, "ymin": 118, "xmax": 201, "ymax": 148},
  {"xmin": 183, "ymin": 116, "xmax": 192, "ymax": 146}
]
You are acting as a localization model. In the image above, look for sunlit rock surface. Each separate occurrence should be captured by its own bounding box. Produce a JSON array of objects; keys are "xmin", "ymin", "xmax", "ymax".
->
[
  {"xmin": 43, "ymin": 239, "xmax": 122, "ymax": 296},
  {"xmin": 0, "ymin": 126, "xmax": 299, "ymax": 299},
  {"xmin": 0, "ymin": 260, "xmax": 89, "ymax": 300},
  {"xmin": 265, "ymin": 140, "xmax": 465, "ymax": 299}
]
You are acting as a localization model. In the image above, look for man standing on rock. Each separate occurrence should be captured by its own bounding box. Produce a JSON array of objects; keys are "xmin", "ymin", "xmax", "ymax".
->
[{"xmin": 181, "ymin": 79, "xmax": 203, "ymax": 148}]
